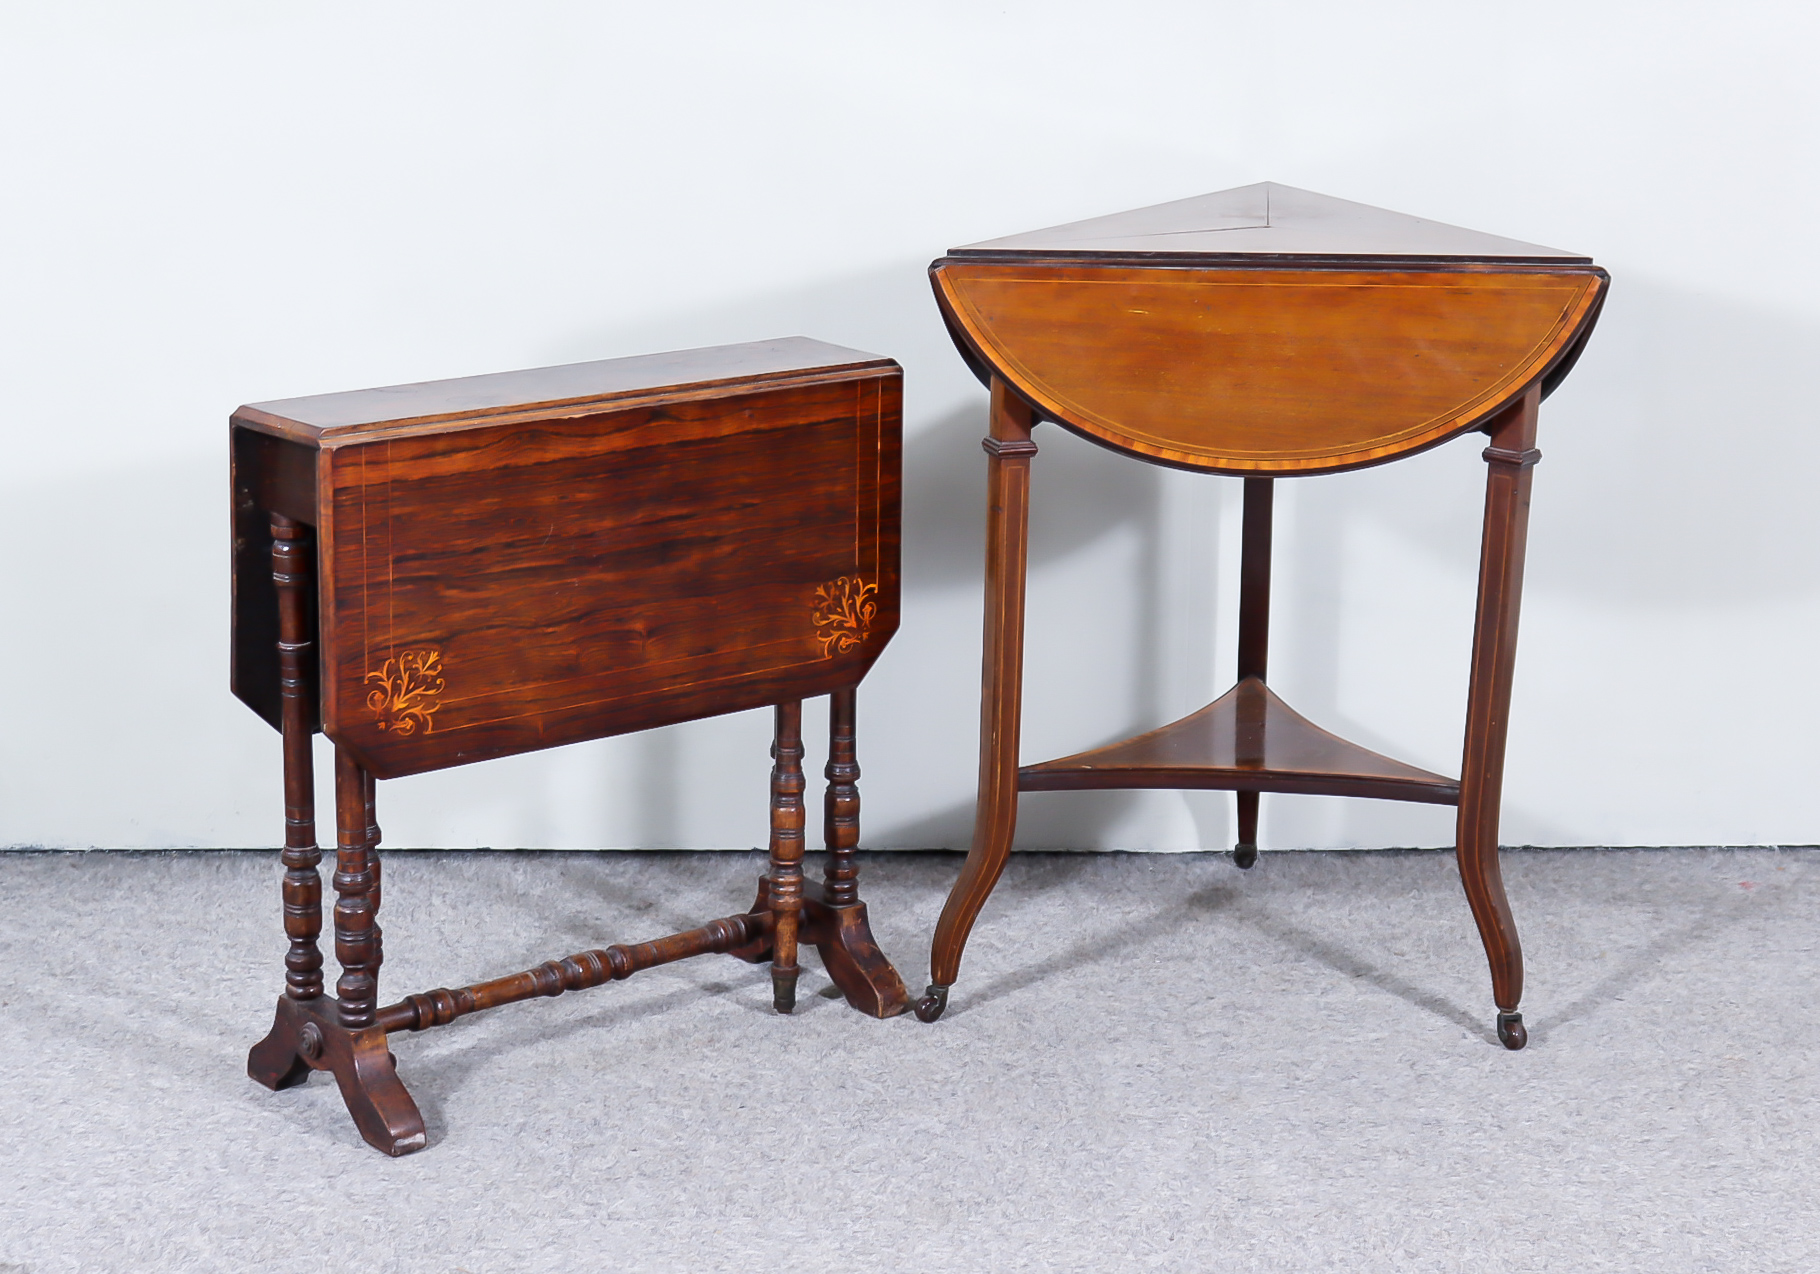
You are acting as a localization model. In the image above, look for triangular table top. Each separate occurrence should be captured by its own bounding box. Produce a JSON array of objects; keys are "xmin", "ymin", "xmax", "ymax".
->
[
  {"xmin": 1018, "ymin": 677, "xmax": 1460, "ymax": 806},
  {"xmin": 950, "ymin": 182, "xmax": 1588, "ymax": 265}
]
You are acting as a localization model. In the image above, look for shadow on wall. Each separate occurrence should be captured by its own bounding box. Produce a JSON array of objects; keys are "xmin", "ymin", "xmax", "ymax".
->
[
  {"xmin": 880, "ymin": 789, "xmax": 1162, "ymax": 856},
  {"xmin": 551, "ymin": 260, "xmax": 1176, "ymax": 851},
  {"xmin": 844, "ymin": 271, "xmax": 1820, "ymax": 851},
  {"xmin": 901, "ymin": 403, "xmax": 1165, "ymax": 591},
  {"xmin": 1296, "ymin": 277, "xmax": 1820, "ymax": 611},
  {"xmin": 646, "ymin": 268, "xmax": 1820, "ymax": 851},
  {"xmin": 4, "ymin": 270, "xmax": 1814, "ymax": 850},
  {"xmin": 1530, "ymin": 279, "xmax": 1820, "ymax": 607},
  {"xmin": 0, "ymin": 451, "xmax": 272, "ymax": 846},
  {"xmin": 1253, "ymin": 279, "xmax": 1820, "ymax": 848}
]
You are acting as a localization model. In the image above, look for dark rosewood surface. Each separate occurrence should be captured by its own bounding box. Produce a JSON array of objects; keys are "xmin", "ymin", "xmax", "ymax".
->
[
  {"xmin": 234, "ymin": 337, "xmax": 899, "ymax": 780},
  {"xmin": 920, "ymin": 185, "xmax": 1606, "ymax": 1050},
  {"xmin": 238, "ymin": 339, "xmax": 910, "ymax": 1155}
]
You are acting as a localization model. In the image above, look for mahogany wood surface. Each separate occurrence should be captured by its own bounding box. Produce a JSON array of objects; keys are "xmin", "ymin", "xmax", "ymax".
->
[
  {"xmin": 1017, "ymin": 677, "xmax": 1459, "ymax": 804},
  {"xmin": 950, "ymin": 183, "xmax": 1590, "ymax": 264},
  {"xmin": 920, "ymin": 185, "xmax": 1608, "ymax": 1045},
  {"xmin": 1233, "ymin": 478, "xmax": 1274, "ymax": 868},
  {"xmin": 375, "ymin": 909, "xmax": 774, "ymax": 1034},
  {"xmin": 917, "ymin": 382, "xmax": 1036, "ymax": 1020},
  {"xmin": 240, "ymin": 341, "xmax": 911, "ymax": 1154},
  {"xmin": 932, "ymin": 264, "xmax": 1602, "ymax": 474},
  {"xmin": 1460, "ymin": 389, "xmax": 1543, "ymax": 1051}
]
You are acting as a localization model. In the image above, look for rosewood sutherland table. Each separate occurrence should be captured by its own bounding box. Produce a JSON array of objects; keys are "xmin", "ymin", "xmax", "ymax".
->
[
  {"xmin": 233, "ymin": 337, "xmax": 908, "ymax": 1155},
  {"xmin": 917, "ymin": 184, "xmax": 1608, "ymax": 1046}
]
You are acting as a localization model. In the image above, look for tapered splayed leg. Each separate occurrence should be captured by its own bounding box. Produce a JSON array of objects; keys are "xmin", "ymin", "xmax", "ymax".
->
[
  {"xmin": 1231, "ymin": 477, "xmax": 1273, "ymax": 871},
  {"xmin": 1458, "ymin": 388, "xmax": 1540, "ymax": 1050},
  {"xmin": 921, "ymin": 380, "xmax": 1036, "ymax": 1022},
  {"xmin": 768, "ymin": 701, "xmax": 806, "ymax": 1013},
  {"xmin": 1233, "ymin": 792, "xmax": 1260, "ymax": 870},
  {"xmin": 249, "ymin": 514, "xmax": 325, "ymax": 1091}
]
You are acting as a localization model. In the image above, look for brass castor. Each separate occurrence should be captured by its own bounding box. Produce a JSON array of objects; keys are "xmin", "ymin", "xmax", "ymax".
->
[
  {"xmin": 1233, "ymin": 842, "xmax": 1258, "ymax": 870},
  {"xmin": 1497, "ymin": 1010, "xmax": 1527, "ymax": 1050},
  {"xmin": 913, "ymin": 983, "xmax": 949, "ymax": 1022}
]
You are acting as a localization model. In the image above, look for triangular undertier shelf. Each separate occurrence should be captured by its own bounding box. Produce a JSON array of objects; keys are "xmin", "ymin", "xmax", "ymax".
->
[{"xmin": 1018, "ymin": 677, "xmax": 1460, "ymax": 806}]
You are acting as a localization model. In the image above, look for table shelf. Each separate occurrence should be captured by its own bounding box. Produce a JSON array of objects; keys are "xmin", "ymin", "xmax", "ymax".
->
[{"xmin": 1018, "ymin": 676, "xmax": 1460, "ymax": 806}]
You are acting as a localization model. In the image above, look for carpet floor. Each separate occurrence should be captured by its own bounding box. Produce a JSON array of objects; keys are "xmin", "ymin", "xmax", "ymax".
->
[{"xmin": 0, "ymin": 847, "xmax": 1816, "ymax": 1273}]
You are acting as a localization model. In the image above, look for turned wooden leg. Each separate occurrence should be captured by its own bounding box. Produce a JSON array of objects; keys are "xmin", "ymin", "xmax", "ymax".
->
[
  {"xmin": 808, "ymin": 687, "xmax": 910, "ymax": 1017},
  {"xmin": 1232, "ymin": 477, "xmax": 1273, "ymax": 870},
  {"xmin": 1458, "ymin": 386, "xmax": 1540, "ymax": 1050},
  {"xmin": 334, "ymin": 748, "xmax": 382, "ymax": 1029},
  {"xmin": 919, "ymin": 378, "xmax": 1036, "ymax": 1022},
  {"xmin": 726, "ymin": 689, "xmax": 910, "ymax": 1015},
  {"xmin": 320, "ymin": 746, "xmax": 424, "ymax": 1153},
  {"xmin": 824, "ymin": 687, "xmax": 861, "ymax": 909},
  {"xmin": 768, "ymin": 701, "xmax": 807, "ymax": 1013},
  {"xmin": 248, "ymin": 515, "xmax": 324, "ymax": 1092}
]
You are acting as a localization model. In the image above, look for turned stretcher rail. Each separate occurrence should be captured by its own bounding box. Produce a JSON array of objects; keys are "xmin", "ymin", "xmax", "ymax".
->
[{"xmin": 375, "ymin": 909, "xmax": 775, "ymax": 1033}]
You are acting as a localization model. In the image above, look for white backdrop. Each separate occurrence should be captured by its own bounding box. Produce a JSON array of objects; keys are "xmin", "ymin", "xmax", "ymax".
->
[{"xmin": 2, "ymin": 1, "xmax": 1816, "ymax": 850}]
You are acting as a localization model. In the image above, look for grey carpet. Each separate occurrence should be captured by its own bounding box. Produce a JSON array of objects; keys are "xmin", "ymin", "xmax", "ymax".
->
[{"xmin": 1, "ymin": 847, "xmax": 1816, "ymax": 1273}]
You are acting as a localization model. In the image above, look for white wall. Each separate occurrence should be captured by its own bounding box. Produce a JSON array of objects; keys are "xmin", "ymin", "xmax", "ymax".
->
[{"xmin": 2, "ymin": 1, "xmax": 1816, "ymax": 850}]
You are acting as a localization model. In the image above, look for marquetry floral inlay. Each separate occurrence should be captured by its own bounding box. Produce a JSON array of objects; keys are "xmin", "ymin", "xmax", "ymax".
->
[
  {"xmin": 365, "ymin": 648, "xmax": 446, "ymax": 735},
  {"xmin": 811, "ymin": 576, "xmax": 878, "ymax": 657}
]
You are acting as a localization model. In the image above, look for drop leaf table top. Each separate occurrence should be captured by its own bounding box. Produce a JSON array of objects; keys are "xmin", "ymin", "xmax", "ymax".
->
[
  {"xmin": 933, "ymin": 182, "xmax": 1605, "ymax": 474},
  {"xmin": 231, "ymin": 336, "xmax": 902, "ymax": 779}
]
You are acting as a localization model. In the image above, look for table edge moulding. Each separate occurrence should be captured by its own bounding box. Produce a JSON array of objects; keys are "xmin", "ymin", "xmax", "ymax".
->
[
  {"xmin": 915, "ymin": 183, "xmax": 1609, "ymax": 1050},
  {"xmin": 233, "ymin": 337, "xmax": 910, "ymax": 1156}
]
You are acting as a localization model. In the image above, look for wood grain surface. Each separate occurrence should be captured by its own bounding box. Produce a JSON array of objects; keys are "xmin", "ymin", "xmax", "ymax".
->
[
  {"xmin": 231, "ymin": 339, "xmax": 901, "ymax": 779},
  {"xmin": 920, "ymin": 187, "xmax": 1608, "ymax": 1045},
  {"xmin": 240, "ymin": 340, "xmax": 913, "ymax": 1154},
  {"xmin": 933, "ymin": 263, "xmax": 1604, "ymax": 474},
  {"xmin": 1018, "ymin": 676, "xmax": 1459, "ymax": 804}
]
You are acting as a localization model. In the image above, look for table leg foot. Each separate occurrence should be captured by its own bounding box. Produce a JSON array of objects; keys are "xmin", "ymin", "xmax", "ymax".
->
[
  {"xmin": 731, "ymin": 878, "xmax": 910, "ymax": 1017},
  {"xmin": 914, "ymin": 983, "xmax": 950, "ymax": 1023},
  {"xmin": 727, "ymin": 875, "xmax": 776, "ymax": 964},
  {"xmin": 248, "ymin": 1000, "xmax": 313, "ymax": 1091},
  {"xmin": 248, "ymin": 995, "xmax": 427, "ymax": 1156},
  {"xmin": 771, "ymin": 967, "xmax": 799, "ymax": 1014},
  {"xmin": 1496, "ymin": 1010, "xmax": 1527, "ymax": 1050},
  {"xmin": 334, "ymin": 1034, "xmax": 426, "ymax": 1157},
  {"xmin": 1232, "ymin": 842, "xmax": 1258, "ymax": 870},
  {"xmin": 805, "ymin": 892, "xmax": 909, "ymax": 1019}
]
